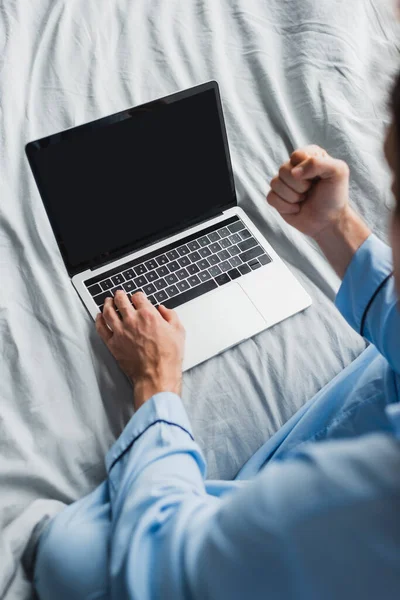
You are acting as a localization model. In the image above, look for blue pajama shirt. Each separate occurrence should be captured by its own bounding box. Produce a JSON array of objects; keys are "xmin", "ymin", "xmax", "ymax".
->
[{"xmin": 34, "ymin": 234, "xmax": 400, "ymax": 600}]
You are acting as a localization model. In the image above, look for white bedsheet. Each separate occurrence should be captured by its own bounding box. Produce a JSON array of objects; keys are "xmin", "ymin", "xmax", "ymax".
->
[{"xmin": 0, "ymin": 0, "xmax": 399, "ymax": 597}]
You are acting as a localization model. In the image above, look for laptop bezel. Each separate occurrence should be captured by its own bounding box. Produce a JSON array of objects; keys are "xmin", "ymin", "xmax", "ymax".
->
[{"xmin": 25, "ymin": 81, "xmax": 238, "ymax": 278}]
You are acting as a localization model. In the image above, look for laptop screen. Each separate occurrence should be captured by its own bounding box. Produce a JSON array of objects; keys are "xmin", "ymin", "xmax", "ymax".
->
[{"xmin": 26, "ymin": 82, "xmax": 237, "ymax": 276}]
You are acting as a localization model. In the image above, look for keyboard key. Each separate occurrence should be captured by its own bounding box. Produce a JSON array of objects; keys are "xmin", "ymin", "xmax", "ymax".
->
[
  {"xmin": 93, "ymin": 290, "xmax": 113, "ymax": 306},
  {"xmin": 166, "ymin": 284, "xmax": 179, "ymax": 297},
  {"xmin": 220, "ymin": 237, "xmax": 232, "ymax": 249},
  {"xmin": 239, "ymin": 228, "xmax": 252, "ymax": 240},
  {"xmin": 188, "ymin": 275, "xmax": 201, "ymax": 287},
  {"xmin": 228, "ymin": 268, "xmax": 241, "ymax": 280},
  {"xmin": 154, "ymin": 278, "xmax": 167, "ymax": 290},
  {"xmin": 238, "ymin": 237, "xmax": 257, "ymax": 252},
  {"xmin": 218, "ymin": 227, "xmax": 230, "ymax": 238},
  {"xmin": 228, "ymin": 245, "xmax": 241, "ymax": 257},
  {"xmin": 228, "ymin": 220, "xmax": 244, "ymax": 234},
  {"xmin": 208, "ymin": 231, "xmax": 220, "ymax": 242},
  {"xmin": 177, "ymin": 244, "xmax": 190, "ymax": 256},
  {"xmin": 165, "ymin": 273, "xmax": 178, "ymax": 285},
  {"xmin": 146, "ymin": 270, "xmax": 158, "ymax": 282},
  {"xmin": 123, "ymin": 281, "xmax": 136, "ymax": 293},
  {"xmin": 230, "ymin": 256, "xmax": 242, "ymax": 268},
  {"xmin": 111, "ymin": 286, "xmax": 123, "ymax": 295},
  {"xmin": 239, "ymin": 245, "xmax": 264, "ymax": 263},
  {"xmin": 176, "ymin": 268, "xmax": 188, "ymax": 280},
  {"xmin": 147, "ymin": 295, "xmax": 157, "ymax": 306},
  {"xmin": 99, "ymin": 304, "xmax": 104, "ymax": 312},
  {"xmin": 156, "ymin": 266, "xmax": 169, "ymax": 277},
  {"xmin": 208, "ymin": 254, "xmax": 221, "ymax": 265},
  {"xmin": 143, "ymin": 283, "xmax": 156, "ymax": 295},
  {"xmin": 178, "ymin": 256, "xmax": 190, "ymax": 267},
  {"xmin": 163, "ymin": 279, "xmax": 218, "ymax": 309},
  {"xmin": 155, "ymin": 290, "xmax": 168, "ymax": 303},
  {"xmin": 168, "ymin": 261, "xmax": 180, "ymax": 272},
  {"xmin": 145, "ymin": 259, "xmax": 158, "ymax": 271},
  {"xmin": 209, "ymin": 265, "xmax": 222, "ymax": 277},
  {"xmin": 198, "ymin": 235, "xmax": 210, "ymax": 247},
  {"xmin": 220, "ymin": 260, "xmax": 231, "ymax": 272},
  {"xmin": 189, "ymin": 251, "xmax": 201, "ymax": 263},
  {"xmin": 166, "ymin": 249, "xmax": 179, "ymax": 261},
  {"xmin": 218, "ymin": 249, "xmax": 230, "ymax": 261},
  {"xmin": 177, "ymin": 279, "xmax": 190, "ymax": 292},
  {"xmin": 134, "ymin": 264, "xmax": 147, "ymax": 275},
  {"xmin": 259, "ymin": 254, "xmax": 271, "ymax": 266},
  {"xmin": 199, "ymin": 270, "xmax": 212, "ymax": 282},
  {"xmin": 209, "ymin": 242, "xmax": 222, "ymax": 253},
  {"xmin": 187, "ymin": 240, "xmax": 200, "ymax": 251},
  {"xmin": 229, "ymin": 233, "xmax": 241, "ymax": 244},
  {"xmin": 156, "ymin": 255, "xmax": 168, "ymax": 266},
  {"xmin": 238, "ymin": 263, "xmax": 251, "ymax": 275},
  {"xmin": 250, "ymin": 260, "xmax": 261, "ymax": 270},
  {"xmin": 88, "ymin": 283, "xmax": 102, "ymax": 296},
  {"xmin": 197, "ymin": 258, "xmax": 210, "ymax": 270},
  {"xmin": 215, "ymin": 273, "xmax": 231, "ymax": 285},
  {"xmin": 199, "ymin": 247, "xmax": 211, "ymax": 258},
  {"xmin": 122, "ymin": 268, "xmax": 135, "ymax": 280},
  {"xmin": 187, "ymin": 263, "xmax": 200, "ymax": 275},
  {"xmin": 100, "ymin": 279, "xmax": 113, "ymax": 291},
  {"xmin": 134, "ymin": 275, "xmax": 147, "ymax": 287}
]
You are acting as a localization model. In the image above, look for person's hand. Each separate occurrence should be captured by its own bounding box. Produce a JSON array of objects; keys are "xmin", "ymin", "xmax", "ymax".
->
[
  {"xmin": 96, "ymin": 291, "xmax": 185, "ymax": 410},
  {"xmin": 267, "ymin": 144, "xmax": 351, "ymax": 241}
]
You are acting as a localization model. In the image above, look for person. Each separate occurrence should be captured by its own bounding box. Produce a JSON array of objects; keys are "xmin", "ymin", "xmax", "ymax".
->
[{"xmin": 30, "ymin": 74, "xmax": 400, "ymax": 599}]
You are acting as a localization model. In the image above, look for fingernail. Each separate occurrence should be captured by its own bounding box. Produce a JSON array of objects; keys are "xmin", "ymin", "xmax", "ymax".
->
[{"xmin": 292, "ymin": 166, "xmax": 303, "ymax": 177}]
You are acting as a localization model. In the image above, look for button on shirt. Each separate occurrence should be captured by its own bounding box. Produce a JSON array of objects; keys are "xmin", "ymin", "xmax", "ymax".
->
[{"xmin": 34, "ymin": 234, "xmax": 400, "ymax": 600}]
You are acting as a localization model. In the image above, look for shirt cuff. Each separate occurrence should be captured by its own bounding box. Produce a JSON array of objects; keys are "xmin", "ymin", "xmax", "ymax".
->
[
  {"xmin": 335, "ymin": 233, "xmax": 393, "ymax": 335},
  {"xmin": 105, "ymin": 392, "xmax": 194, "ymax": 474}
]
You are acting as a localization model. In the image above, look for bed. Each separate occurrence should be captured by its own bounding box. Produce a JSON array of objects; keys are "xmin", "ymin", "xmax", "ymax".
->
[{"xmin": 1, "ymin": 0, "xmax": 399, "ymax": 597}]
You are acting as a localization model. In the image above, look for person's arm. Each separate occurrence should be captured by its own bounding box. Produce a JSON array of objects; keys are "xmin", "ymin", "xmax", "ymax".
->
[
  {"xmin": 313, "ymin": 205, "xmax": 371, "ymax": 279},
  {"xmin": 105, "ymin": 390, "xmax": 400, "ymax": 600},
  {"xmin": 267, "ymin": 145, "xmax": 400, "ymax": 372},
  {"xmin": 334, "ymin": 232, "xmax": 399, "ymax": 372},
  {"xmin": 93, "ymin": 287, "xmax": 400, "ymax": 599}
]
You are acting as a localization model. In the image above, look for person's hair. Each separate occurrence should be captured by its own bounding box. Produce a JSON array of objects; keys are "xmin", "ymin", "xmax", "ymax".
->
[{"xmin": 391, "ymin": 71, "xmax": 400, "ymax": 214}]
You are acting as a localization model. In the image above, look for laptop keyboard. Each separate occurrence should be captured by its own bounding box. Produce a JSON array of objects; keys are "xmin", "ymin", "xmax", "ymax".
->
[{"xmin": 85, "ymin": 216, "xmax": 271, "ymax": 312}]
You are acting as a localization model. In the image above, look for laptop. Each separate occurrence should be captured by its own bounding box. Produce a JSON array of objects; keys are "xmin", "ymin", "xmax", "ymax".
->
[{"xmin": 25, "ymin": 81, "xmax": 311, "ymax": 371}]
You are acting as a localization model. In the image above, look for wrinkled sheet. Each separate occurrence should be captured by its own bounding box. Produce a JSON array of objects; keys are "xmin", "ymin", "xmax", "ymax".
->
[{"xmin": 0, "ymin": 0, "xmax": 399, "ymax": 597}]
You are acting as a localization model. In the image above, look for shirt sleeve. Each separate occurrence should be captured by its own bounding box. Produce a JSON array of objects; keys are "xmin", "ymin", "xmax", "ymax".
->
[
  {"xmin": 335, "ymin": 233, "xmax": 400, "ymax": 374},
  {"xmin": 105, "ymin": 392, "xmax": 400, "ymax": 600}
]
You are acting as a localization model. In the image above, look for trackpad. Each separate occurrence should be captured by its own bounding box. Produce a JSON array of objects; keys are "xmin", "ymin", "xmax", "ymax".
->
[{"xmin": 175, "ymin": 282, "xmax": 266, "ymax": 371}]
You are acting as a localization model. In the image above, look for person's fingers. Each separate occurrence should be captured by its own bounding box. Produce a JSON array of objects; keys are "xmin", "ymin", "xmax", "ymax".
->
[
  {"xmin": 278, "ymin": 163, "xmax": 312, "ymax": 194},
  {"xmin": 102, "ymin": 297, "xmax": 122, "ymax": 332},
  {"xmin": 130, "ymin": 291, "xmax": 151, "ymax": 310},
  {"xmin": 270, "ymin": 176, "xmax": 305, "ymax": 204},
  {"xmin": 290, "ymin": 145, "xmax": 327, "ymax": 167},
  {"xmin": 267, "ymin": 190, "xmax": 301, "ymax": 215},
  {"xmin": 95, "ymin": 312, "xmax": 113, "ymax": 342},
  {"xmin": 291, "ymin": 155, "xmax": 349, "ymax": 181},
  {"xmin": 158, "ymin": 304, "xmax": 180, "ymax": 325},
  {"xmin": 113, "ymin": 290, "xmax": 134, "ymax": 320}
]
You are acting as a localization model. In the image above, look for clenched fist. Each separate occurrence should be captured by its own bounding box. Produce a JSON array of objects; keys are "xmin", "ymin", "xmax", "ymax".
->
[{"xmin": 267, "ymin": 145, "xmax": 350, "ymax": 241}]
